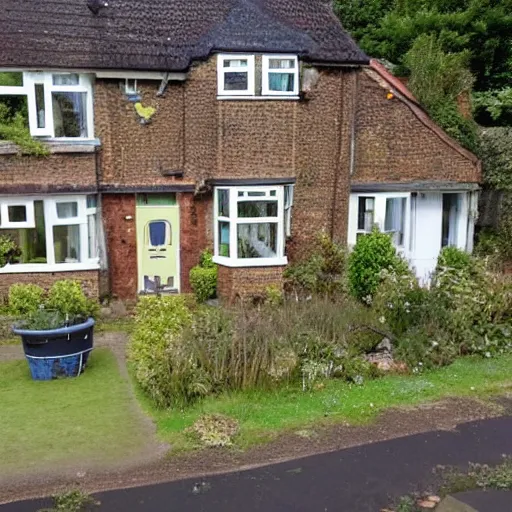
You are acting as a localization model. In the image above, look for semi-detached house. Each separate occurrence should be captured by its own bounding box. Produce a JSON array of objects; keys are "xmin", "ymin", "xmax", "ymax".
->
[{"xmin": 0, "ymin": 0, "xmax": 481, "ymax": 302}]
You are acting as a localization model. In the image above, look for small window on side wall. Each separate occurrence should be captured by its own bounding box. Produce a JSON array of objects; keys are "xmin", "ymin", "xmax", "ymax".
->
[
  {"xmin": 217, "ymin": 55, "xmax": 255, "ymax": 96},
  {"xmin": 262, "ymin": 55, "xmax": 299, "ymax": 96}
]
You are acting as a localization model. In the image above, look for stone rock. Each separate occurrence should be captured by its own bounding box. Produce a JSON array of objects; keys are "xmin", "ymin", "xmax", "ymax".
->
[
  {"xmin": 427, "ymin": 495, "xmax": 441, "ymax": 503},
  {"xmin": 364, "ymin": 351, "xmax": 394, "ymax": 371},
  {"xmin": 417, "ymin": 499, "xmax": 437, "ymax": 509},
  {"xmin": 376, "ymin": 337, "xmax": 392, "ymax": 353}
]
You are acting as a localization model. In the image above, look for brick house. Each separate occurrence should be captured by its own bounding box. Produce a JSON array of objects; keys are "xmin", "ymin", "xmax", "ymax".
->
[{"xmin": 0, "ymin": 0, "xmax": 480, "ymax": 303}]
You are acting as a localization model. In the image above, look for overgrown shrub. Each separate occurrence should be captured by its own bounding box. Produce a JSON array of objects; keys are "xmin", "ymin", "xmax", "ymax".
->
[
  {"xmin": 186, "ymin": 414, "xmax": 239, "ymax": 448},
  {"xmin": 189, "ymin": 249, "xmax": 217, "ymax": 303},
  {"xmin": 348, "ymin": 228, "xmax": 409, "ymax": 301},
  {"xmin": 8, "ymin": 284, "xmax": 45, "ymax": 316},
  {"xmin": 46, "ymin": 280, "xmax": 99, "ymax": 318},
  {"xmin": 437, "ymin": 246, "xmax": 473, "ymax": 272},
  {"xmin": 129, "ymin": 296, "xmax": 193, "ymax": 407},
  {"xmin": 284, "ymin": 233, "xmax": 346, "ymax": 298}
]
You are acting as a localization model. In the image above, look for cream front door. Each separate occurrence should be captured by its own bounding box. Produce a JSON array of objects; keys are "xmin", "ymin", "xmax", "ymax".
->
[{"xmin": 136, "ymin": 194, "xmax": 179, "ymax": 293}]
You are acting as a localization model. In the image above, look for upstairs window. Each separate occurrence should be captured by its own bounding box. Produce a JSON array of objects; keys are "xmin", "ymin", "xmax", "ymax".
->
[
  {"xmin": 217, "ymin": 54, "xmax": 299, "ymax": 99},
  {"xmin": 0, "ymin": 71, "xmax": 93, "ymax": 139},
  {"xmin": 217, "ymin": 55, "xmax": 255, "ymax": 96},
  {"xmin": 262, "ymin": 56, "xmax": 299, "ymax": 96}
]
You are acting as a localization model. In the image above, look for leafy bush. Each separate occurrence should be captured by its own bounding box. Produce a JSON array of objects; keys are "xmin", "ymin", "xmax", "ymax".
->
[
  {"xmin": 129, "ymin": 296, "xmax": 193, "ymax": 408},
  {"xmin": 284, "ymin": 233, "xmax": 346, "ymax": 298},
  {"xmin": 348, "ymin": 228, "xmax": 409, "ymax": 301},
  {"xmin": 437, "ymin": 246, "xmax": 473, "ymax": 272},
  {"xmin": 46, "ymin": 280, "xmax": 99, "ymax": 318},
  {"xmin": 0, "ymin": 235, "xmax": 21, "ymax": 267},
  {"xmin": 8, "ymin": 284, "xmax": 45, "ymax": 316},
  {"xmin": 190, "ymin": 249, "xmax": 217, "ymax": 303}
]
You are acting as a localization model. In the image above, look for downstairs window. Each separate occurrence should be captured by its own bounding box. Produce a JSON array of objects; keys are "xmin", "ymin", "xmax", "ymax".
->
[
  {"xmin": 0, "ymin": 195, "xmax": 99, "ymax": 272},
  {"xmin": 213, "ymin": 185, "xmax": 294, "ymax": 267}
]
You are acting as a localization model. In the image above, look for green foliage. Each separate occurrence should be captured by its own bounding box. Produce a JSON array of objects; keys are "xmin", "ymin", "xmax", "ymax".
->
[
  {"xmin": 284, "ymin": 233, "xmax": 347, "ymax": 298},
  {"xmin": 479, "ymin": 128, "xmax": 512, "ymax": 190},
  {"xmin": 474, "ymin": 87, "xmax": 512, "ymax": 125},
  {"xmin": 16, "ymin": 310, "xmax": 69, "ymax": 331},
  {"xmin": 129, "ymin": 296, "xmax": 193, "ymax": 408},
  {"xmin": 8, "ymin": 284, "xmax": 45, "ymax": 316},
  {"xmin": 46, "ymin": 280, "xmax": 99, "ymax": 318},
  {"xmin": 395, "ymin": 495, "xmax": 420, "ymax": 512},
  {"xmin": 189, "ymin": 249, "xmax": 218, "ymax": 303},
  {"xmin": 265, "ymin": 285, "xmax": 284, "ymax": 306},
  {"xmin": 404, "ymin": 33, "xmax": 479, "ymax": 151},
  {"xmin": 0, "ymin": 235, "xmax": 21, "ymax": 267},
  {"xmin": 348, "ymin": 228, "xmax": 409, "ymax": 301},
  {"xmin": 437, "ymin": 246, "xmax": 473, "ymax": 271},
  {"xmin": 40, "ymin": 489, "xmax": 99, "ymax": 512}
]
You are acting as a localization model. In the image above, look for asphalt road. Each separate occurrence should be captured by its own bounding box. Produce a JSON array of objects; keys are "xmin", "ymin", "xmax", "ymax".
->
[{"xmin": 3, "ymin": 416, "xmax": 511, "ymax": 512}]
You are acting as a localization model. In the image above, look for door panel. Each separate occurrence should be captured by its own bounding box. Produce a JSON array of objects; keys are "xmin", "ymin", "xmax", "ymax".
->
[{"xmin": 136, "ymin": 205, "xmax": 179, "ymax": 293}]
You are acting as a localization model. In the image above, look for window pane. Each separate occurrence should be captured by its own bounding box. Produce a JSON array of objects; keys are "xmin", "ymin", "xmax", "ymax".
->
[
  {"xmin": 8, "ymin": 205, "xmax": 27, "ymax": 223},
  {"xmin": 218, "ymin": 189, "xmax": 230, "ymax": 217},
  {"xmin": 53, "ymin": 224, "xmax": 81, "ymax": 263},
  {"xmin": 385, "ymin": 198, "xmax": 406, "ymax": 246},
  {"xmin": 224, "ymin": 72, "xmax": 248, "ymax": 91},
  {"xmin": 357, "ymin": 197, "xmax": 374, "ymax": 231},
  {"xmin": 1, "ymin": 201, "xmax": 46, "ymax": 265},
  {"xmin": 238, "ymin": 201, "xmax": 278, "ymax": 218},
  {"xmin": 52, "ymin": 74, "xmax": 79, "ymax": 86},
  {"xmin": 247, "ymin": 191, "xmax": 266, "ymax": 197},
  {"xmin": 56, "ymin": 201, "xmax": 78, "ymax": 219},
  {"xmin": 0, "ymin": 72, "xmax": 23, "ymax": 87},
  {"xmin": 442, "ymin": 194, "xmax": 460, "ymax": 248},
  {"xmin": 218, "ymin": 221, "xmax": 230, "ymax": 257},
  {"xmin": 238, "ymin": 223, "xmax": 277, "ymax": 259},
  {"xmin": 269, "ymin": 59, "xmax": 295, "ymax": 69},
  {"xmin": 52, "ymin": 92, "xmax": 87, "ymax": 137},
  {"xmin": 224, "ymin": 59, "xmax": 247, "ymax": 68},
  {"xmin": 0, "ymin": 95, "xmax": 28, "ymax": 130},
  {"xmin": 35, "ymin": 84, "xmax": 45, "ymax": 129},
  {"xmin": 268, "ymin": 73, "xmax": 294, "ymax": 92},
  {"xmin": 87, "ymin": 213, "xmax": 97, "ymax": 259},
  {"xmin": 86, "ymin": 195, "xmax": 97, "ymax": 209},
  {"xmin": 136, "ymin": 194, "xmax": 177, "ymax": 206}
]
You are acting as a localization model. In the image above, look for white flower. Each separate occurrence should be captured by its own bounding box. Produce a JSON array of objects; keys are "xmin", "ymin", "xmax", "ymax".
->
[
  {"xmin": 485, "ymin": 352, "xmax": 491, "ymax": 358},
  {"xmin": 432, "ymin": 341, "xmax": 439, "ymax": 348},
  {"xmin": 470, "ymin": 386, "xmax": 475, "ymax": 391},
  {"xmin": 379, "ymin": 316, "xmax": 386, "ymax": 324},
  {"xmin": 418, "ymin": 362, "xmax": 423, "ymax": 366},
  {"xmin": 404, "ymin": 301, "xmax": 410, "ymax": 308},
  {"xmin": 370, "ymin": 403, "xmax": 374, "ymax": 408}
]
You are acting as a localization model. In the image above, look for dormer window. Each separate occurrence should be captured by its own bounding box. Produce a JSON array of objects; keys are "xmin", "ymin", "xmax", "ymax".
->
[
  {"xmin": 0, "ymin": 71, "xmax": 93, "ymax": 139},
  {"xmin": 217, "ymin": 55, "xmax": 255, "ymax": 96},
  {"xmin": 217, "ymin": 54, "xmax": 299, "ymax": 99}
]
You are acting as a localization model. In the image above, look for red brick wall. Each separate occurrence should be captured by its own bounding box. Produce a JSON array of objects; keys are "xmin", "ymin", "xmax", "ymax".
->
[
  {"xmin": 354, "ymin": 70, "xmax": 480, "ymax": 184},
  {"xmin": 0, "ymin": 270, "xmax": 100, "ymax": 302},
  {"xmin": 217, "ymin": 265, "xmax": 284, "ymax": 303},
  {"xmin": 0, "ymin": 153, "xmax": 96, "ymax": 194},
  {"xmin": 102, "ymin": 194, "xmax": 138, "ymax": 300}
]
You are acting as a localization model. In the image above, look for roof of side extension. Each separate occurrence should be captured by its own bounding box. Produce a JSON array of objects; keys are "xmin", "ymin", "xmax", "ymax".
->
[{"xmin": 0, "ymin": 0, "xmax": 369, "ymax": 71}]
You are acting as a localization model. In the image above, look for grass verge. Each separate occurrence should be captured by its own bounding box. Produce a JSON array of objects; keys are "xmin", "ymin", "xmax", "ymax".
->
[
  {"xmin": 138, "ymin": 354, "xmax": 512, "ymax": 453},
  {"xmin": 0, "ymin": 349, "xmax": 148, "ymax": 476}
]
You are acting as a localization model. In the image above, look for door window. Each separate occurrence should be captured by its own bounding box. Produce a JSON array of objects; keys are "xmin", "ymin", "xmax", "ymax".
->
[{"xmin": 147, "ymin": 221, "xmax": 171, "ymax": 247}]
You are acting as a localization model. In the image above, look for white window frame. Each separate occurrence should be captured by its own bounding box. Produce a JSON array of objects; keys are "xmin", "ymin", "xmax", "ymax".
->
[
  {"xmin": 262, "ymin": 55, "xmax": 299, "ymax": 97},
  {"xmin": 0, "ymin": 71, "xmax": 94, "ymax": 139},
  {"xmin": 348, "ymin": 192, "xmax": 411, "ymax": 254},
  {"xmin": 0, "ymin": 199, "xmax": 35, "ymax": 229},
  {"xmin": 213, "ymin": 186, "xmax": 288, "ymax": 267},
  {"xmin": 0, "ymin": 194, "xmax": 100, "ymax": 273},
  {"xmin": 217, "ymin": 54, "xmax": 255, "ymax": 97}
]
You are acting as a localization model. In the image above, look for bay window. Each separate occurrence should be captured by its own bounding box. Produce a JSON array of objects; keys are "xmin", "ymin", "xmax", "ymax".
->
[
  {"xmin": 0, "ymin": 195, "xmax": 99, "ymax": 272},
  {"xmin": 0, "ymin": 71, "xmax": 93, "ymax": 139},
  {"xmin": 213, "ymin": 185, "xmax": 294, "ymax": 267}
]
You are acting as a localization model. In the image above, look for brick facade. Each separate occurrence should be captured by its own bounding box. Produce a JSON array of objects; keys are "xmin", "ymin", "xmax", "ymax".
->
[
  {"xmin": 353, "ymin": 70, "xmax": 481, "ymax": 185},
  {"xmin": 0, "ymin": 270, "xmax": 99, "ymax": 302},
  {"xmin": 217, "ymin": 265, "xmax": 284, "ymax": 303}
]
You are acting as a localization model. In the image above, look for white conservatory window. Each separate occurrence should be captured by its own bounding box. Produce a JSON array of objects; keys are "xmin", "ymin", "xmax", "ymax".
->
[
  {"xmin": 262, "ymin": 55, "xmax": 299, "ymax": 96},
  {"xmin": 217, "ymin": 55, "xmax": 255, "ymax": 96},
  {"xmin": 350, "ymin": 193, "xmax": 410, "ymax": 250},
  {"xmin": 0, "ymin": 195, "xmax": 99, "ymax": 273},
  {"xmin": 0, "ymin": 71, "xmax": 94, "ymax": 139},
  {"xmin": 213, "ymin": 185, "xmax": 294, "ymax": 267}
]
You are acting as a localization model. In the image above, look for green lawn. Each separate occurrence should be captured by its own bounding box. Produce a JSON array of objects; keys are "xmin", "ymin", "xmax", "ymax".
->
[
  {"xmin": 141, "ymin": 354, "xmax": 512, "ymax": 453},
  {"xmin": 0, "ymin": 349, "xmax": 149, "ymax": 476}
]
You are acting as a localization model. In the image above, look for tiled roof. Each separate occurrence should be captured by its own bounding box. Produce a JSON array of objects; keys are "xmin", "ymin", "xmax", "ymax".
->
[{"xmin": 0, "ymin": 0, "xmax": 369, "ymax": 71}]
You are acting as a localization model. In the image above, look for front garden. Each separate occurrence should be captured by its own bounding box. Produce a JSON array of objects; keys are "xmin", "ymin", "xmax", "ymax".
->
[{"xmin": 129, "ymin": 232, "xmax": 512, "ymax": 451}]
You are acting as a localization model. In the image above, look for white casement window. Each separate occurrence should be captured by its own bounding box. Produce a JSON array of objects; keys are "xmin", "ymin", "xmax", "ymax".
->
[
  {"xmin": 213, "ymin": 185, "xmax": 294, "ymax": 267},
  {"xmin": 262, "ymin": 55, "xmax": 299, "ymax": 96},
  {"xmin": 217, "ymin": 55, "xmax": 255, "ymax": 96},
  {"xmin": 349, "ymin": 193, "xmax": 410, "ymax": 252},
  {"xmin": 0, "ymin": 195, "xmax": 100, "ymax": 273},
  {"xmin": 0, "ymin": 71, "xmax": 94, "ymax": 139}
]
